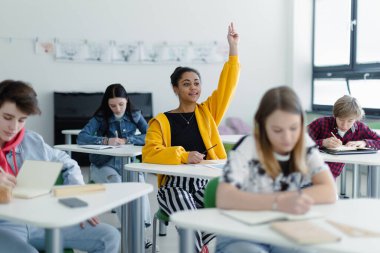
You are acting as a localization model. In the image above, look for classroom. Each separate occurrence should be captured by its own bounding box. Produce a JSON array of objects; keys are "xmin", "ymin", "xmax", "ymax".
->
[{"xmin": 0, "ymin": 0, "xmax": 379, "ymax": 253}]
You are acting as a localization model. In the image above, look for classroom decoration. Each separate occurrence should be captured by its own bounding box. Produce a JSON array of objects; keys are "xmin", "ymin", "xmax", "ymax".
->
[
  {"xmin": 54, "ymin": 40, "xmax": 228, "ymax": 64},
  {"xmin": 0, "ymin": 36, "xmax": 228, "ymax": 64}
]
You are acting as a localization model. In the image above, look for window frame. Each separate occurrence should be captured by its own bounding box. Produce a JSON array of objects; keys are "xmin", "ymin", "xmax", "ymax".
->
[{"xmin": 312, "ymin": 0, "xmax": 380, "ymax": 116}]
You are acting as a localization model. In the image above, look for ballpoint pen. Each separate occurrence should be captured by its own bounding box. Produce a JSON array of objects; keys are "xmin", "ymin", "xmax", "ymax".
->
[{"xmin": 202, "ymin": 144, "xmax": 218, "ymax": 154}]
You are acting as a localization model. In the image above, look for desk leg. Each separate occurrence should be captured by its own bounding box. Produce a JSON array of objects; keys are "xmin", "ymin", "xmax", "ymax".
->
[
  {"xmin": 178, "ymin": 228, "xmax": 195, "ymax": 253},
  {"xmin": 369, "ymin": 166, "xmax": 380, "ymax": 198},
  {"xmin": 121, "ymin": 157, "xmax": 131, "ymax": 253},
  {"xmin": 126, "ymin": 164, "xmax": 144, "ymax": 253},
  {"xmin": 352, "ymin": 164, "xmax": 359, "ymax": 198},
  {"xmin": 340, "ymin": 167, "xmax": 347, "ymax": 197},
  {"xmin": 64, "ymin": 134, "xmax": 72, "ymax": 157},
  {"xmin": 45, "ymin": 228, "xmax": 62, "ymax": 253}
]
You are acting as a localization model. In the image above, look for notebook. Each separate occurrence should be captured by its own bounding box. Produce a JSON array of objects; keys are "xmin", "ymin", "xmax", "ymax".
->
[
  {"xmin": 13, "ymin": 160, "xmax": 63, "ymax": 199},
  {"xmin": 220, "ymin": 210, "xmax": 322, "ymax": 226},
  {"xmin": 79, "ymin": 145, "xmax": 121, "ymax": 150},
  {"xmin": 321, "ymin": 147, "xmax": 377, "ymax": 155},
  {"xmin": 271, "ymin": 220, "xmax": 341, "ymax": 245}
]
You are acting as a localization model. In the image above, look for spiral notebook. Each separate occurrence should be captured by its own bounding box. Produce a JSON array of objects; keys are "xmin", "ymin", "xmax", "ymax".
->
[{"xmin": 13, "ymin": 160, "xmax": 63, "ymax": 199}]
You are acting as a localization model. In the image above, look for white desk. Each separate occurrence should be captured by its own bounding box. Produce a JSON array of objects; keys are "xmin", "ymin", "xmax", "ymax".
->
[
  {"xmin": 61, "ymin": 129, "xmax": 81, "ymax": 144},
  {"xmin": 220, "ymin": 134, "xmax": 244, "ymax": 145},
  {"xmin": 54, "ymin": 144, "xmax": 143, "ymax": 253},
  {"xmin": 0, "ymin": 183, "xmax": 152, "ymax": 253},
  {"xmin": 124, "ymin": 161, "xmax": 225, "ymax": 180},
  {"xmin": 172, "ymin": 199, "xmax": 380, "ymax": 253},
  {"xmin": 320, "ymin": 152, "xmax": 380, "ymax": 198}
]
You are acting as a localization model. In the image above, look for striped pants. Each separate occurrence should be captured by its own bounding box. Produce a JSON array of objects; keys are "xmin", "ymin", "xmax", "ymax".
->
[{"xmin": 157, "ymin": 176, "xmax": 215, "ymax": 253}]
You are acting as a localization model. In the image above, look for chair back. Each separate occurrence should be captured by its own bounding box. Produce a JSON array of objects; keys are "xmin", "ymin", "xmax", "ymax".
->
[{"xmin": 204, "ymin": 177, "xmax": 219, "ymax": 208}]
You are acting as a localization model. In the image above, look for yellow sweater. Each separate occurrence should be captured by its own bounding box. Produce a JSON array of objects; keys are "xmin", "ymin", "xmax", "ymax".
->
[{"xmin": 142, "ymin": 56, "xmax": 240, "ymax": 186}]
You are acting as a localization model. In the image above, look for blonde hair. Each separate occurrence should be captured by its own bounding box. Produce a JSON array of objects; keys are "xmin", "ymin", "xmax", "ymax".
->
[
  {"xmin": 254, "ymin": 86, "xmax": 307, "ymax": 179},
  {"xmin": 333, "ymin": 95, "xmax": 364, "ymax": 120}
]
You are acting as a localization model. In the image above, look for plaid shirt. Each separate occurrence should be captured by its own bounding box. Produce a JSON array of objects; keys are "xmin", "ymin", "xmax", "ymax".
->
[{"xmin": 307, "ymin": 116, "xmax": 380, "ymax": 178}]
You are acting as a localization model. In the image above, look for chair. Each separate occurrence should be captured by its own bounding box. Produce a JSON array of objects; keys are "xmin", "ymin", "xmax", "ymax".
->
[
  {"xmin": 152, "ymin": 209, "xmax": 170, "ymax": 253},
  {"xmin": 204, "ymin": 177, "xmax": 219, "ymax": 208},
  {"xmin": 151, "ymin": 177, "xmax": 220, "ymax": 253}
]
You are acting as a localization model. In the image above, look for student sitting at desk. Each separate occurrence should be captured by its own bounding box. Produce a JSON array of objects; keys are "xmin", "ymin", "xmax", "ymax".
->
[
  {"xmin": 215, "ymin": 86, "xmax": 336, "ymax": 253},
  {"xmin": 0, "ymin": 80, "xmax": 120, "ymax": 253},
  {"xmin": 143, "ymin": 23, "xmax": 240, "ymax": 253},
  {"xmin": 76, "ymin": 83, "xmax": 151, "ymax": 236},
  {"xmin": 308, "ymin": 95, "xmax": 380, "ymax": 179}
]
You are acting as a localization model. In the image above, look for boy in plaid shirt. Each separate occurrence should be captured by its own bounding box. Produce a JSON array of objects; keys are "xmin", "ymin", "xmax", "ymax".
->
[{"xmin": 308, "ymin": 95, "xmax": 380, "ymax": 179}]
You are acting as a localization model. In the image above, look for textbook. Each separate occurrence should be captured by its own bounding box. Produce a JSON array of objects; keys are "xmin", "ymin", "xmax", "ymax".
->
[
  {"xmin": 220, "ymin": 210, "xmax": 322, "ymax": 226},
  {"xmin": 53, "ymin": 184, "xmax": 106, "ymax": 197},
  {"xmin": 79, "ymin": 145, "xmax": 121, "ymax": 150},
  {"xmin": 271, "ymin": 220, "xmax": 341, "ymax": 245},
  {"xmin": 13, "ymin": 160, "xmax": 63, "ymax": 199}
]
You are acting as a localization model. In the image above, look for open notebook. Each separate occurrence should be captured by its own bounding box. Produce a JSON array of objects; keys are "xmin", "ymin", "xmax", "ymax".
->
[
  {"xmin": 220, "ymin": 210, "xmax": 322, "ymax": 226},
  {"xmin": 79, "ymin": 145, "xmax": 121, "ymax": 150},
  {"xmin": 13, "ymin": 160, "xmax": 63, "ymax": 199},
  {"xmin": 321, "ymin": 146, "xmax": 377, "ymax": 155}
]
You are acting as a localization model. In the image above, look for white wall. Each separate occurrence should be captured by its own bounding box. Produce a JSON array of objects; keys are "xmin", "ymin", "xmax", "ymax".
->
[{"xmin": 0, "ymin": 0, "xmax": 311, "ymax": 145}]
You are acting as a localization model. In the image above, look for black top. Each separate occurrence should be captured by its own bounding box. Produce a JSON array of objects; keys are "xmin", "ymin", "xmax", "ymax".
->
[{"xmin": 164, "ymin": 112, "xmax": 207, "ymax": 156}]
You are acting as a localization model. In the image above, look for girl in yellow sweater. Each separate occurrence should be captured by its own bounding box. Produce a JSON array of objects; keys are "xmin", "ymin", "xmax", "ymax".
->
[{"xmin": 143, "ymin": 23, "xmax": 240, "ymax": 253}]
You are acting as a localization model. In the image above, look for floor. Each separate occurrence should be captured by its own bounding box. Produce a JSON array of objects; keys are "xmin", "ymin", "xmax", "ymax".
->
[{"xmin": 74, "ymin": 165, "xmax": 373, "ymax": 253}]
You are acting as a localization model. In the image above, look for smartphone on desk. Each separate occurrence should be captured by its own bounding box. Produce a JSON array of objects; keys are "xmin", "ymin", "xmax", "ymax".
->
[{"xmin": 58, "ymin": 197, "xmax": 88, "ymax": 208}]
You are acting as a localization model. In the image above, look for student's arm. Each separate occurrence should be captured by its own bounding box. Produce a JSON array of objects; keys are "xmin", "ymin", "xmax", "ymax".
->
[
  {"xmin": 77, "ymin": 117, "xmax": 107, "ymax": 145},
  {"xmin": 217, "ymin": 183, "xmax": 314, "ymax": 215},
  {"xmin": 353, "ymin": 122, "xmax": 380, "ymax": 149},
  {"xmin": 142, "ymin": 118, "xmax": 189, "ymax": 164},
  {"xmin": 307, "ymin": 118, "xmax": 325, "ymax": 147},
  {"xmin": 201, "ymin": 24, "xmax": 240, "ymax": 125},
  {"xmin": 300, "ymin": 145, "xmax": 337, "ymax": 203},
  {"xmin": 301, "ymin": 170, "xmax": 336, "ymax": 203},
  {"xmin": 217, "ymin": 170, "xmax": 336, "ymax": 214},
  {"xmin": 127, "ymin": 112, "xmax": 148, "ymax": 146}
]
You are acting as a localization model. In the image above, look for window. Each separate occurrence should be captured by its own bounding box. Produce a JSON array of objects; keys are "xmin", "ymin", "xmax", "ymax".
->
[{"xmin": 312, "ymin": 0, "xmax": 380, "ymax": 116}]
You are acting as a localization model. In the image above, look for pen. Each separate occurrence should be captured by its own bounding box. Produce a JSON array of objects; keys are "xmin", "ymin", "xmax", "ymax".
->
[
  {"xmin": 298, "ymin": 174, "xmax": 303, "ymax": 195},
  {"xmin": 114, "ymin": 130, "xmax": 118, "ymax": 138},
  {"xmin": 0, "ymin": 166, "xmax": 5, "ymax": 173},
  {"xmin": 202, "ymin": 144, "xmax": 217, "ymax": 154}
]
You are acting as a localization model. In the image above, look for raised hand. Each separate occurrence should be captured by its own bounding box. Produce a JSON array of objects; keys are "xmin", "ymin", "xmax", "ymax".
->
[{"xmin": 227, "ymin": 22, "xmax": 239, "ymax": 56}]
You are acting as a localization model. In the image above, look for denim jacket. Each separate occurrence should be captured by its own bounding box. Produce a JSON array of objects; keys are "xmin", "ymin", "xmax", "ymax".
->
[
  {"xmin": 6, "ymin": 130, "xmax": 84, "ymax": 185},
  {"xmin": 77, "ymin": 110, "xmax": 147, "ymax": 168}
]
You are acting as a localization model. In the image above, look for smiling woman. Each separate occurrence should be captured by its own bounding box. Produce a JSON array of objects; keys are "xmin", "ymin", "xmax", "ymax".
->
[{"xmin": 142, "ymin": 22, "xmax": 240, "ymax": 253}]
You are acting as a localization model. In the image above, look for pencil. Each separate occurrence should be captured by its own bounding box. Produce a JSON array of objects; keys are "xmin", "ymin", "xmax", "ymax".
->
[
  {"xmin": 331, "ymin": 132, "xmax": 338, "ymax": 139},
  {"xmin": 202, "ymin": 144, "xmax": 218, "ymax": 154}
]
